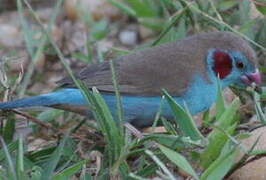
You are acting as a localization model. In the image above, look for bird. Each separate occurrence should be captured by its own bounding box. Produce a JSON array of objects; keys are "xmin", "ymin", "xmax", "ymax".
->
[{"xmin": 0, "ymin": 31, "xmax": 262, "ymax": 128}]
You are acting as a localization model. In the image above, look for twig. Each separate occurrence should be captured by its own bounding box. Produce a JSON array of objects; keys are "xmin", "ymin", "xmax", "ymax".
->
[
  {"xmin": 224, "ymin": 153, "xmax": 266, "ymax": 178},
  {"xmin": 124, "ymin": 123, "xmax": 144, "ymax": 139},
  {"xmin": 7, "ymin": 109, "xmax": 92, "ymax": 142},
  {"xmin": 249, "ymin": 124, "xmax": 266, "ymax": 132},
  {"xmin": 10, "ymin": 109, "xmax": 54, "ymax": 130},
  {"xmin": 10, "ymin": 64, "xmax": 24, "ymax": 97},
  {"xmin": 253, "ymin": 0, "xmax": 266, "ymax": 7}
]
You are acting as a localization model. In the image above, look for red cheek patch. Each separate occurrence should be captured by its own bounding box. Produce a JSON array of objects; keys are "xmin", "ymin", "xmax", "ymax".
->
[{"xmin": 212, "ymin": 51, "xmax": 232, "ymax": 79}]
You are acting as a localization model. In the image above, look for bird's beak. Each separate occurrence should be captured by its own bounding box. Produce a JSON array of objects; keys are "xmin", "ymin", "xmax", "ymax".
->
[{"xmin": 240, "ymin": 69, "xmax": 262, "ymax": 85}]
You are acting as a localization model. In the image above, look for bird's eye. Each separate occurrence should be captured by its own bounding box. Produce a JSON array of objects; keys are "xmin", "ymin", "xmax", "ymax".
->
[{"xmin": 236, "ymin": 61, "xmax": 244, "ymax": 69}]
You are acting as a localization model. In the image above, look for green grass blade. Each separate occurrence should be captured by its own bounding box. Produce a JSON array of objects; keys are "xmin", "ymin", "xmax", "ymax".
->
[
  {"xmin": 16, "ymin": 136, "xmax": 24, "ymax": 179},
  {"xmin": 200, "ymin": 142, "xmax": 236, "ymax": 180},
  {"xmin": 151, "ymin": 4, "xmax": 190, "ymax": 46},
  {"xmin": 152, "ymin": 96, "xmax": 164, "ymax": 128},
  {"xmin": 37, "ymin": 109, "xmax": 64, "ymax": 122},
  {"xmin": 125, "ymin": 0, "xmax": 157, "ymax": 17},
  {"xmin": 159, "ymin": 144, "xmax": 199, "ymax": 180},
  {"xmin": 215, "ymin": 79, "xmax": 225, "ymax": 119},
  {"xmin": 3, "ymin": 113, "xmax": 15, "ymax": 144},
  {"xmin": 41, "ymin": 133, "xmax": 69, "ymax": 180},
  {"xmin": 91, "ymin": 87, "xmax": 122, "ymax": 139},
  {"xmin": 0, "ymin": 140, "xmax": 18, "ymax": 161},
  {"xmin": 52, "ymin": 160, "xmax": 87, "ymax": 180},
  {"xmin": 145, "ymin": 134, "xmax": 202, "ymax": 149},
  {"xmin": 163, "ymin": 89, "xmax": 204, "ymax": 141},
  {"xmin": 145, "ymin": 149, "xmax": 176, "ymax": 180},
  {"xmin": 91, "ymin": 87, "xmax": 124, "ymax": 164},
  {"xmin": 254, "ymin": 90, "xmax": 266, "ymax": 124},
  {"xmin": 108, "ymin": 0, "xmax": 137, "ymax": 16},
  {"xmin": 214, "ymin": 98, "xmax": 240, "ymax": 128},
  {"xmin": 200, "ymin": 99, "xmax": 240, "ymax": 168},
  {"xmin": 26, "ymin": 146, "xmax": 56, "ymax": 163},
  {"xmin": 0, "ymin": 137, "xmax": 17, "ymax": 180},
  {"xmin": 110, "ymin": 60, "xmax": 124, "ymax": 130},
  {"xmin": 79, "ymin": 83, "xmax": 124, "ymax": 168},
  {"xmin": 129, "ymin": 173, "xmax": 150, "ymax": 180}
]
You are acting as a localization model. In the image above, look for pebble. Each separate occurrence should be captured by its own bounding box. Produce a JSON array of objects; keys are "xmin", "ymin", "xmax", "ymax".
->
[
  {"xmin": 0, "ymin": 23, "xmax": 22, "ymax": 47},
  {"xmin": 64, "ymin": 0, "xmax": 122, "ymax": 21},
  {"xmin": 119, "ymin": 30, "xmax": 138, "ymax": 46}
]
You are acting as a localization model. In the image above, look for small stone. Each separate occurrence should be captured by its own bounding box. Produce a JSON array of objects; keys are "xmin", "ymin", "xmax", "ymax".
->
[
  {"xmin": 35, "ymin": 8, "xmax": 55, "ymax": 23},
  {"xmin": 34, "ymin": 53, "xmax": 46, "ymax": 72},
  {"xmin": 7, "ymin": 52, "xmax": 29, "ymax": 72},
  {"xmin": 0, "ymin": 23, "xmax": 23, "ymax": 47},
  {"xmin": 28, "ymin": 138, "xmax": 47, "ymax": 151},
  {"xmin": 139, "ymin": 25, "xmax": 154, "ymax": 40},
  {"xmin": 34, "ymin": 25, "xmax": 63, "ymax": 45},
  {"xmin": 29, "ymin": 83, "xmax": 50, "ymax": 94},
  {"xmin": 250, "ymin": 1, "xmax": 264, "ymax": 19},
  {"xmin": 143, "ymin": 126, "xmax": 166, "ymax": 133},
  {"xmin": 51, "ymin": 25, "xmax": 64, "ymax": 45},
  {"xmin": 119, "ymin": 30, "xmax": 138, "ymax": 46},
  {"xmin": 64, "ymin": 0, "xmax": 79, "ymax": 20},
  {"xmin": 61, "ymin": 21, "xmax": 87, "ymax": 52},
  {"xmin": 64, "ymin": 0, "xmax": 122, "ymax": 21},
  {"xmin": 223, "ymin": 88, "xmax": 237, "ymax": 104},
  {"xmin": 96, "ymin": 40, "xmax": 114, "ymax": 53}
]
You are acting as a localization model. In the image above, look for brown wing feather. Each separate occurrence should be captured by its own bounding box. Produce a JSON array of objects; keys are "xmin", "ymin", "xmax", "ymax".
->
[{"xmin": 58, "ymin": 31, "xmax": 256, "ymax": 96}]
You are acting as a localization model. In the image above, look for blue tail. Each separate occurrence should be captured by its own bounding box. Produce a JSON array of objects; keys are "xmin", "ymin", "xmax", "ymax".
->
[{"xmin": 0, "ymin": 88, "xmax": 87, "ymax": 109}]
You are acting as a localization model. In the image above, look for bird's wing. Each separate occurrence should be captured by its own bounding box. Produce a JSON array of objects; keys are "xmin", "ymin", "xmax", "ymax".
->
[{"xmin": 58, "ymin": 38, "xmax": 209, "ymax": 96}]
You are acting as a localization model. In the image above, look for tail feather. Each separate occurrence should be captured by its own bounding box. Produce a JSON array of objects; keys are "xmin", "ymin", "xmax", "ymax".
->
[{"xmin": 0, "ymin": 88, "xmax": 86, "ymax": 109}]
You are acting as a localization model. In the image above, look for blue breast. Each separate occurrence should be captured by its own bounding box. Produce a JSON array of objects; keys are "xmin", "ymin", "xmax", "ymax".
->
[{"xmin": 110, "ymin": 74, "xmax": 218, "ymax": 127}]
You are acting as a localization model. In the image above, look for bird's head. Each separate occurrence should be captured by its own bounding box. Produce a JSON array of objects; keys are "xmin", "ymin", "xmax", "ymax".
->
[
  {"xmin": 209, "ymin": 49, "xmax": 261, "ymax": 88},
  {"xmin": 202, "ymin": 32, "xmax": 261, "ymax": 89}
]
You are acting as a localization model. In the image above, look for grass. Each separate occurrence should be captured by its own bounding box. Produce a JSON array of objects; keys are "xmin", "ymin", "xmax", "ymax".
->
[{"xmin": 0, "ymin": 0, "xmax": 266, "ymax": 179}]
